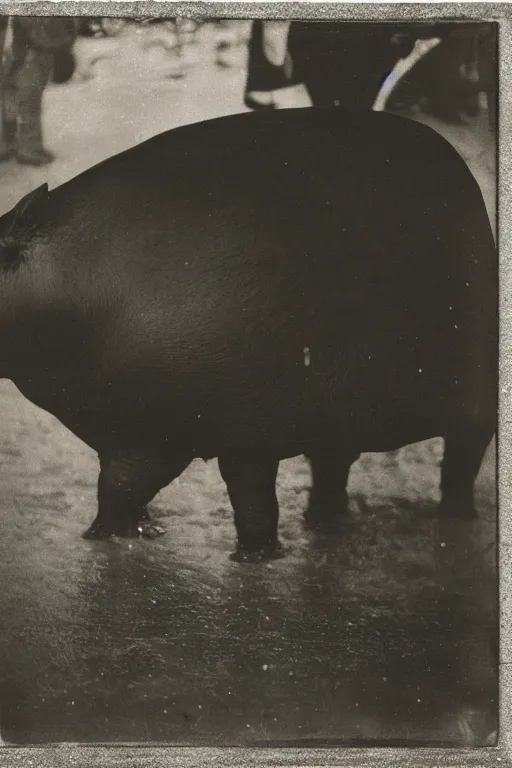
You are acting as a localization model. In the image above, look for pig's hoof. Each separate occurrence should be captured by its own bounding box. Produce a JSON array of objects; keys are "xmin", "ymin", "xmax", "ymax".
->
[
  {"xmin": 82, "ymin": 523, "xmax": 117, "ymax": 541},
  {"xmin": 82, "ymin": 520, "xmax": 165, "ymax": 540},
  {"xmin": 438, "ymin": 499, "xmax": 479, "ymax": 520},
  {"xmin": 134, "ymin": 521, "xmax": 166, "ymax": 539},
  {"xmin": 16, "ymin": 148, "xmax": 55, "ymax": 166},
  {"xmin": 230, "ymin": 541, "xmax": 285, "ymax": 563}
]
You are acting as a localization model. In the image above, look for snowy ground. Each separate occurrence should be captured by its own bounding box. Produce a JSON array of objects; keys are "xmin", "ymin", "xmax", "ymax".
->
[{"xmin": 0, "ymin": 22, "xmax": 497, "ymax": 746}]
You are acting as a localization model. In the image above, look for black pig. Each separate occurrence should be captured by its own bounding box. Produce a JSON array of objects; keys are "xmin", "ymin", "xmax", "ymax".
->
[{"xmin": 0, "ymin": 108, "xmax": 497, "ymax": 560}]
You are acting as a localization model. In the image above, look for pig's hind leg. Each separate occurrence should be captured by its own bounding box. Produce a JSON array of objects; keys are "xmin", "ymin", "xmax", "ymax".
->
[
  {"xmin": 83, "ymin": 450, "xmax": 190, "ymax": 539},
  {"xmin": 218, "ymin": 452, "xmax": 282, "ymax": 562},
  {"xmin": 304, "ymin": 447, "xmax": 360, "ymax": 527},
  {"xmin": 439, "ymin": 425, "xmax": 495, "ymax": 520}
]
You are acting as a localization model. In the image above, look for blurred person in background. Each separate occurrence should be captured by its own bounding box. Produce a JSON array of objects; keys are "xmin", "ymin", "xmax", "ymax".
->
[
  {"xmin": 388, "ymin": 22, "xmax": 496, "ymax": 125},
  {"xmin": 244, "ymin": 20, "xmax": 495, "ymax": 125},
  {"xmin": 244, "ymin": 21, "xmax": 425, "ymax": 111},
  {"xmin": 244, "ymin": 21, "xmax": 297, "ymax": 109},
  {"xmin": 0, "ymin": 16, "xmax": 78, "ymax": 166},
  {"xmin": 476, "ymin": 23, "xmax": 497, "ymax": 129}
]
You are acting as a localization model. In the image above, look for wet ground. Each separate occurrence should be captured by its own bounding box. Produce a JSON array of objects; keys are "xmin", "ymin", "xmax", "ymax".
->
[{"xmin": 0, "ymin": 21, "xmax": 498, "ymax": 745}]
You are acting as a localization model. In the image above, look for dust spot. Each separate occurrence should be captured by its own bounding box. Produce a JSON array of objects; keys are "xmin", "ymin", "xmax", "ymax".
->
[{"xmin": 303, "ymin": 346, "xmax": 311, "ymax": 367}]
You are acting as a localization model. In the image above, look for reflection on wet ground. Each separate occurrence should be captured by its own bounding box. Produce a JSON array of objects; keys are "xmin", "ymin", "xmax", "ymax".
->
[{"xmin": 0, "ymin": 382, "xmax": 497, "ymax": 745}]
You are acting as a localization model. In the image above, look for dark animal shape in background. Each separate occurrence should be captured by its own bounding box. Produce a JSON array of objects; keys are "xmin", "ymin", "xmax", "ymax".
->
[{"xmin": 0, "ymin": 108, "xmax": 497, "ymax": 561}]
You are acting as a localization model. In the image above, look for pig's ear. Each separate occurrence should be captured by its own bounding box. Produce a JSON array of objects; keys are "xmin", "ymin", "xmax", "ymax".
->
[{"xmin": 10, "ymin": 183, "xmax": 49, "ymax": 229}]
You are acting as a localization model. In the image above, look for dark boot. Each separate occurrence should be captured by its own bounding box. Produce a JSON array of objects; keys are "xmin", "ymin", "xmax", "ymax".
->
[
  {"xmin": 16, "ymin": 113, "xmax": 54, "ymax": 166},
  {"xmin": 15, "ymin": 48, "xmax": 54, "ymax": 166}
]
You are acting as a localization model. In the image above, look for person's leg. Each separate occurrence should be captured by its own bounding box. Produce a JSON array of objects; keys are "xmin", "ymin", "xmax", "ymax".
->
[
  {"xmin": 244, "ymin": 20, "xmax": 293, "ymax": 110},
  {"xmin": 0, "ymin": 18, "xmax": 15, "ymax": 160},
  {"xmin": 14, "ymin": 44, "xmax": 54, "ymax": 166}
]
